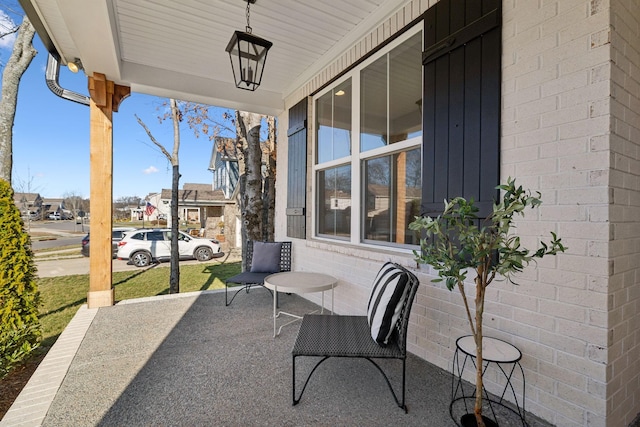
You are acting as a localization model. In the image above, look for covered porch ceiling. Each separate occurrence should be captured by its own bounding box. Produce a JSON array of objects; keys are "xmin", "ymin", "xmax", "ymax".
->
[{"xmin": 19, "ymin": 0, "xmax": 406, "ymax": 116}]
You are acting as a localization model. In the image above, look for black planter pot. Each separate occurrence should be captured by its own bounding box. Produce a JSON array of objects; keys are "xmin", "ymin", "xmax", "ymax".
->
[{"xmin": 460, "ymin": 413, "xmax": 499, "ymax": 427}]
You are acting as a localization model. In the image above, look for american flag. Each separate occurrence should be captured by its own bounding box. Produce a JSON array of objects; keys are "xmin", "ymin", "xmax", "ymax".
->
[{"xmin": 145, "ymin": 202, "xmax": 156, "ymax": 216}]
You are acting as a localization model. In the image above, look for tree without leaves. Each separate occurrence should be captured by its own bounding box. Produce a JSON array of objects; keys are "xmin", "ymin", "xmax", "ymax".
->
[
  {"xmin": 263, "ymin": 115, "xmax": 276, "ymax": 242},
  {"xmin": 13, "ymin": 167, "xmax": 41, "ymax": 231},
  {"xmin": 135, "ymin": 98, "xmax": 181, "ymax": 294},
  {"xmin": 236, "ymin": 111, "xmax": 263, "ymax": 244},
  {"xmin": 0, "ymin": 7, "xmax": 41, "ymax": 379},
  {"xmin": 63, "ymin": 191, "xmax": 86, "ymax": 214},
  {"xmin": 0, "ymin": 15, "xmax": 36, "ymax": 181},
  {"xmin": 176, "ymin": 105, "xmax": 277, "ymax": 270},
  {"xmin": 113, "ymin": 195, "xmax": 141, "ymax": 221},
  {"xmin": 114, "ymin": 195, "xmax": 142, "ymax": 207},
  {"xmin": 62, "ymin": 190, "xmax": 86, "ymax": 231}
]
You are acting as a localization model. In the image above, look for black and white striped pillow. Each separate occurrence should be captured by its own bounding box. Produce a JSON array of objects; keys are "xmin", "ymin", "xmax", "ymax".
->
[{"xmin": 367, "ymin": 262, "xmax": 410, "ymax": 345}]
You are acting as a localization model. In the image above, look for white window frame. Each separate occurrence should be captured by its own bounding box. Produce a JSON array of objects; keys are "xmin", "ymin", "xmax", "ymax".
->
[{"xmin": 312, "ymin": 24, "xmax": 422, "ymax": 250}]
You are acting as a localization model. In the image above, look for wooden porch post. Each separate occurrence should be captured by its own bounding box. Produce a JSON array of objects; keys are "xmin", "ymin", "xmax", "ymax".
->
[{"xmin": 87, "ymin": 73, "xmax": 130, "ymax": 308}]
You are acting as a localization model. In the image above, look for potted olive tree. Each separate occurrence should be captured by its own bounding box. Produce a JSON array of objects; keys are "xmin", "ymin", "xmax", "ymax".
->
[{"xmin": 409, "ymin": 178, "xmax": 566, "ymax": 427}]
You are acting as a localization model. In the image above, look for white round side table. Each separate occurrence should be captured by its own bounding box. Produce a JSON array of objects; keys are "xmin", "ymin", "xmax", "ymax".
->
[{"xmin": 450, "ymin": 335, "xmax": 527, "ymax": 427}]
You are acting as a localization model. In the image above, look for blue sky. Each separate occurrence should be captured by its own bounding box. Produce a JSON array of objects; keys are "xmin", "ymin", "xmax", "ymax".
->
[{"xmin": 6, "ymin": 26, "xmax": 235, "ymax": 200}]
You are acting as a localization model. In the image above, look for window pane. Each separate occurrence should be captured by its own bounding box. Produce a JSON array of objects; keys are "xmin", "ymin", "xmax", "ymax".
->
[
  {"xmin": 363, "ymin": 148, "xmax": 421, "ymax": 245},
  {"xmin": 146, "ymin": 231, "xmax": 165, "ymax": 241},
  {"xmin": 389, "ymin": 32, "xmax": 422, "ymax": 142},
  {"xmin": 361, "ymin": 32, "xmax": 422, "ymax": 152},
  {"xmin": 360, "ymin": 55, "xmax": 388, "ymax": 151},
  {"xmin": 317, "ymin": 165, "xmax": 351, "ymax": 238},
  {"xmin": 316, "ymin": 79, "xmax": 352, "ymax": 163}
]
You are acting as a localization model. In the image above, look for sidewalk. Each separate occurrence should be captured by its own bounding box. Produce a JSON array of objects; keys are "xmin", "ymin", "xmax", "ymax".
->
[
  {"xmin": 35, "ymin": 250, "xmax": 241, "ymax": 278},
  {"xmin": 29, "ymin": 227, "xmax": 85, "ymax": 238},
  {"xmin": 35, "ymin": 257, "xmax": 140, "ymax": 278}
]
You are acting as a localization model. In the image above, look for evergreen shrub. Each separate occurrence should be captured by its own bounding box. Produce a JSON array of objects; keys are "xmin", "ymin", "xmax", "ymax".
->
[{"xmin": 0, "ymin": 179, "xmax": 41, "ymax": 378}]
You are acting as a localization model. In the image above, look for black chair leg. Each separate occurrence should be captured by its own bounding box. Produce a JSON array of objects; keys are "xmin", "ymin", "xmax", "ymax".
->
[
  {"xmin": 225, "ymin": 283, "xmax": 274, "ymax": 306},
  {"xmin": 292, "ymin": 355, "xmax": 331, "ymax": 406}
]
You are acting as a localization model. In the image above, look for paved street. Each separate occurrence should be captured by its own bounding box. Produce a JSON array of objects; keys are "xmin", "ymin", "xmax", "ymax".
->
[
  {"xmin": 29, "ymin": 222, "xmax": 86, "ymax": 251},
  {"xmin": 32, "ymin": 236, "xmax": 83, "ymax": 251}
]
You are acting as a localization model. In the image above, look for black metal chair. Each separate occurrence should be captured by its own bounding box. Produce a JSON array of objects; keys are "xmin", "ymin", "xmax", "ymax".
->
[
  {"xmin": 225, "ymin": 241, "xmax": 292, "ymax": 306},
  {"xmin": 291, "ymin": 263, "xmax": 420, "ymax": 413}
]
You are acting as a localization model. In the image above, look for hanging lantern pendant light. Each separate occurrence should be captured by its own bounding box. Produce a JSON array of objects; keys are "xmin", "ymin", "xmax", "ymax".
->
[{"xmin": 226, "ymin": 0, "xmax": 273, "ymax": 91}]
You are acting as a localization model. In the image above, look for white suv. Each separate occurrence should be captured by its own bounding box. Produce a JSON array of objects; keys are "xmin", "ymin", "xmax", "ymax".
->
[{"xmin": 116, "ymin": 228, "xmax": 223, "ymax": 267}]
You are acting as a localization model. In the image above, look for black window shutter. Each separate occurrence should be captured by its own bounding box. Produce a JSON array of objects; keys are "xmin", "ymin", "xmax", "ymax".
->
[
  {"xmin": 286, "ymin": 99, "xmax": 307, "ymax": 239},
  {"xmin": 422, "ymin": 0, "xmax": 501, "ymax": 219}
]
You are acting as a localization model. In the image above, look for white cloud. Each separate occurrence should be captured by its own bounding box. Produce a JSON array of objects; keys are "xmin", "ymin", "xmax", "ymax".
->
[
  {"xmin": 143, "ymin": 165, "xmax": 159, "ymax": 174},
  {"xmin": 0, "ymin": 11, "xmax": 17, "ymax": 50}
]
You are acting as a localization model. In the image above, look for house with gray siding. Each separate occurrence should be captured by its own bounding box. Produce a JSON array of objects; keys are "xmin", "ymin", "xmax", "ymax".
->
[{"xmin": 209, "ymin": 137, "xmax": 240, "ymax": 200}]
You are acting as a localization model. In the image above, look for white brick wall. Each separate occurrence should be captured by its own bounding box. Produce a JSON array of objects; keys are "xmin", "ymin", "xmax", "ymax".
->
[
  {"xmin": 608, "ymin": 0, "xmax": 640, "ymax": 424},
  {"xmin": 275, "ymin": 0, "xmax": 640, "ymax": 426}
]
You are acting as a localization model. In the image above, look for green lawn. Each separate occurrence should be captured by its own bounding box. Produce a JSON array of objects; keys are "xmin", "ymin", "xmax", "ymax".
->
[{"xmin": 37, "ymin": 261, "xmax": 241, "ymax": 349}]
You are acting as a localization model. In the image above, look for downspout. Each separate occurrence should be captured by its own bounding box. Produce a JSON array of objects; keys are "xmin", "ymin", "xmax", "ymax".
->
[{"xmin": 45, "ymin": 54, "xmax": 90, "ymax": 106}]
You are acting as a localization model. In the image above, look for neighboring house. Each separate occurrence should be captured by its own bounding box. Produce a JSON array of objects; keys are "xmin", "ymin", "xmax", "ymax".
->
[
  {"xmin": 41, "ymin": 198, "xmax": 64, "ymax": 218},
  {"xmin": 22, "ymin": 1, "xmax": 640, "ymax": 425},
  {"xmin": 209, "ymin": 136, "xmax": 275, "ymax": 248},
  {"xmin": 129, "ymin": 193, "xmax": 166, "ymax": 222},
  {"xmin": 209, "ymin": 135, "xmax": 272, "ymax": 198},
  {"xmin": 209, "ymin": 137, "xmax": 240, "ymax": 200},
  {"xmin": 13, "ymin": 192, "xmax": 43, "ymax": 217},
  {"xmin": 160, "ymin": 183, "xmax": 238, "ymax": 247},
  {"xmin": 146, "ymin": 192, "xmax": 166, "ymax": 221}
]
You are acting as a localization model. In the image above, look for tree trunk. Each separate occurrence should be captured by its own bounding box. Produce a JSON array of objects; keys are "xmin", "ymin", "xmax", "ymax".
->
[
  {"xmin": 0, "ymin": 16, "xmax": 37, "ymax": 181},
  {"xmin": 170, "ymin": 164, "xmax": 180, "ymax": 293},
  {"xmin": 237, "ymin": 111, "xmax": 263, "ymax": 242},
  {"xmin": 169, "ymin": 99, "xmax": 181, "ymax": 294},
  {"xmin": 234, "ymin": 111, "xmax": 277, "ymax": 269},
  {"xmin": 264, "ymin": 116, "xmax": 276, "ymax": 242},
  {"xmin": 234, "ymin": 112, "xmax": 249, "ymax": 271},
  {"xmin": 474, "ymin": 273, "xmax": 486, "ymax": 427}
]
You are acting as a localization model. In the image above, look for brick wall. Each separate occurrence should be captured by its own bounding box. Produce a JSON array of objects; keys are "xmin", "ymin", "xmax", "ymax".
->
[
  {"xmin": 275, "ymin": 1, "xmax": 638, "ymax": 425},
  {"xmin": 608, "ymin": 1, "xmax": 640, "ymax": 426},
  {"xmin": 503, "ymin": 1, "xmax": 611, "ymax": 424}
]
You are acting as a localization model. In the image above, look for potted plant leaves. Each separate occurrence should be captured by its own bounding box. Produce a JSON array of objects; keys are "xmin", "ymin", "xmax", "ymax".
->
[{"xmin": 409, "ymin": 178, "xmax": 566, "ymax": 427}]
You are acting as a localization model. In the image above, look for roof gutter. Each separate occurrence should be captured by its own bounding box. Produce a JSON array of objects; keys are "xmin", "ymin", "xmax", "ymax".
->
[
  {"xmin": 45, "ymin": 54, "xmax": 90, "ymax": 106},
  {"xmin": 18, "ymin": 0, "xmax": 57, "ymax": 60},
  {"xmin": 18, "ymin": 1, "xmax": 90, "ymax": 106}
]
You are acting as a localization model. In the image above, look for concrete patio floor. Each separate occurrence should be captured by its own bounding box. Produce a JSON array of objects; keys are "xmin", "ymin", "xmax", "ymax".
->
[{"xmin": 1, "ymin": 289, "xmax": 554, "ymax": 427}]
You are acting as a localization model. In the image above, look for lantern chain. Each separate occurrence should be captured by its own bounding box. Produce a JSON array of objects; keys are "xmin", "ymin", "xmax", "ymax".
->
[{"xmin": 245, "ymin": 1, "xmax": 252, "ymax": 34}]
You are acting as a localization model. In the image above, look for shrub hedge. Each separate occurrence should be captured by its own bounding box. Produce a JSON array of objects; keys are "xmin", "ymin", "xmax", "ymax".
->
[{"xmin": 0, "ymin": 179, "xmax": 41, "ymax": 378}]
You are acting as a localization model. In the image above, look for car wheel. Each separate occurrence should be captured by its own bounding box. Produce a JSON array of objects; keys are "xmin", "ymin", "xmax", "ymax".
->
[
  {"xmin": 131, "ymin": 251, "xmax": 152, "ymax": 267},
  {"xmin": 194, "ymin": 247, "xmax": 213, "ymax": 261}
]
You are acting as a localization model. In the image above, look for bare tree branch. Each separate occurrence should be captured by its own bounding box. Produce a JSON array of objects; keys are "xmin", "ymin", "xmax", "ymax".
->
[
  {"xmin": 0, "ymin": 26, "xmax": 19, "ymax": 39},
  {"xmin": 169, "ymin": 99, "xmax": 180, "ymax": 166},
  {"xmin": 134, "ymin": 114, "xmax": 173, "ymax": 161}
]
